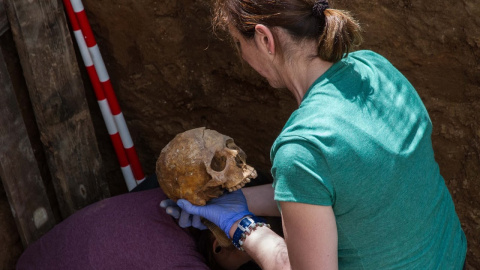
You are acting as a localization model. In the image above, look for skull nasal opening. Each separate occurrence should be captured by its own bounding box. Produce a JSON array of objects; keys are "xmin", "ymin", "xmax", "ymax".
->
[{"xmin": 210, "ymin": 152, "xmax": 227, "ymax": 171}]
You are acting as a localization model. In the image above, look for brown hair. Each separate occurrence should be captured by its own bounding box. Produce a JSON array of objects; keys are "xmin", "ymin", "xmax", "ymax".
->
[{"xmin": 213, "ymin": 0, "xmax": 363, "ymax": 62}]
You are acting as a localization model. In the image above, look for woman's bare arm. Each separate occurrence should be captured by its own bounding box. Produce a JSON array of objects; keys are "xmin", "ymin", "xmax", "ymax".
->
[
  {"xmin": 242, "ymin": 184, "xmax": 280, "ymax": 216},
  {"xmin": 229, "ymin": 201, "xmax": 338, "ymax": 270},
  {"xmin": 229, "ymin": 219, "xmax": 291, "ymax": 270},
  {"xmin": 281, "ymin": 201, "xmax": 338, "ymax": 270}
]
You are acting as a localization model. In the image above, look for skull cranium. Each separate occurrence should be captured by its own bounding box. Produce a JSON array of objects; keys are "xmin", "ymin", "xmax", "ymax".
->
[{"xmin": 156, "ymin": 127, "xmax": 257, "ymax": 206}]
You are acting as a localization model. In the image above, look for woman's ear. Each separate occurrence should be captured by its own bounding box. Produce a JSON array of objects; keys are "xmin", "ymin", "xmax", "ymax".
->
[{"xmin": 254, "ymin": 24, "xmax": 275, "ymax": 55}]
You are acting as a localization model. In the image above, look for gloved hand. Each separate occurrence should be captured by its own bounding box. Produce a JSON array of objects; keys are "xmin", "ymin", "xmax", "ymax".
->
[
  {"xmin": 160, "ymin": 199, "xmax": 207, "ymax": 230},
  {"xmin": 176, "ymin": 189, "xmax": 253, "ymax": 237}
]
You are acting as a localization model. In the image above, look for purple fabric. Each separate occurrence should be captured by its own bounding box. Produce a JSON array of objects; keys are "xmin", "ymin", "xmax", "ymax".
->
[{"xmin": 16, "ymin": 188, "xmax": 209, "ymax": 270}]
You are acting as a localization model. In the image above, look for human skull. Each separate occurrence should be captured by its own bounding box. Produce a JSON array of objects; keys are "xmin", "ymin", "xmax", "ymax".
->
[{"xmin": 156, "ymin": 127, "xmax": 257, "ymax": 206}]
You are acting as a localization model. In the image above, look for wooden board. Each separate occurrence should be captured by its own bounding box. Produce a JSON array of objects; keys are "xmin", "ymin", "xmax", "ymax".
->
[
  {"xmin": 0, "ymin": 49, "xmax": 57, "ymax": 247},
  {"xmin": 4, "ymin": 0, "xmax": 109, "ymax": 218},
  {"xmin": 0, "ymin": 0, "xmax": 8, "ymax": 36}
]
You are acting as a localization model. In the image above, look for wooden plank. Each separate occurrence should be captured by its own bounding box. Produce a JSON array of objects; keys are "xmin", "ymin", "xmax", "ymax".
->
[
  {"xmin": 0, "ymin": 49, "xmax": 57, "ymax": 247},
  {"xmin": 4, "ymin": 0, "xmax": 109, "ymax": 218},
  {"xmin": 0, "ymin": 0, "xmax": 8, "ymax": 36}
]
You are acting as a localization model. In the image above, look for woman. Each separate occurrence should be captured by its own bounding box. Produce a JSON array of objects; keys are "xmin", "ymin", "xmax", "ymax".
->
[{"xmin": 165, "ymin": 0, "xmax": 467, "ymax": 269}]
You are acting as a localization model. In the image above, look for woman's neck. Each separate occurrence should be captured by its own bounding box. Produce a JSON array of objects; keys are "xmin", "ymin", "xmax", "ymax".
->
[
  {"xmin": 269, "ymin": 28, "xmax": 333, "ymax": 105},
  {"xmin": 283, "ymin": 56, "xmax": 333, "ymax": 106}
]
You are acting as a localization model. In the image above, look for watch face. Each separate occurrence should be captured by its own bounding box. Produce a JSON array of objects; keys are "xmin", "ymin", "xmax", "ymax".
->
[{"xmin": 239, "ymin": 219, "xmax": 250, "ymax": 231}]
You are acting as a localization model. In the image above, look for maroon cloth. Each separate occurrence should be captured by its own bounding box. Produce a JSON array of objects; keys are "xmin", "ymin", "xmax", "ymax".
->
[{"xmin": 16, "ymin": 188, "xmax": 209, "ymax": 270}]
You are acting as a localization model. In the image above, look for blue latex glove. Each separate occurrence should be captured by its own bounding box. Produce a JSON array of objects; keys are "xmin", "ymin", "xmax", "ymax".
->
[
  {"xmin": 176, "ymin": 190, "xmax": 253, "ymax": 237},
  {"xmin": 159, "ymin": 199, "xmax": 207, "ymax": 230}
]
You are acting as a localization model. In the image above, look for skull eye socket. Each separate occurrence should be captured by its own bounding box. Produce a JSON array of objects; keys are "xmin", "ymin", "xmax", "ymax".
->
[
  {"xmin": 210, "ymin": 152, "xmax": 227, "ymax": 172},
  {"xmin": 226, "ymin": 139, "xmax": 246, "ymax": 166}
]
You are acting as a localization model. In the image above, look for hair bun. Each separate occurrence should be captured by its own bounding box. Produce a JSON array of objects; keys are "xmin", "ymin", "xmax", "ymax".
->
[{"xmin": 312, "ymin": 0, "xmax": 329, "ymax": 17}]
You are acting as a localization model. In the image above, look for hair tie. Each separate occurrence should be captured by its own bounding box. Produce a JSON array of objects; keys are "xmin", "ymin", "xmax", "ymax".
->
[{"xmin": 312, "ymin": 0, "xmax": 329, "ymax": 18}]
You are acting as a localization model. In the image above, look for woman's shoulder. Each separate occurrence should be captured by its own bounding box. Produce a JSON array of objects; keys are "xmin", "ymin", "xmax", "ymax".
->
[
  {"xmin": 349, "ymin": 49, "xmax": 385, "ymax": 59},
  {"xmin": 346, "ymin": 50, "xmax": 393, "ymax": 66}
]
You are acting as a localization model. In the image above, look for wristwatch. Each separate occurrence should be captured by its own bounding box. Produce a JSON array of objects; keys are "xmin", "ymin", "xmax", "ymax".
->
[{"xmin": 232, "ymin": 215, "xmax": 270, "ymax": 251}]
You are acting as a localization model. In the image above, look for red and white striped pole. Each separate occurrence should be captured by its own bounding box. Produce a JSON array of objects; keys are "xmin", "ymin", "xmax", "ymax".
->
[{"xmin": 64, "ymin": 0, "xmax": 145, "ymax": 190}]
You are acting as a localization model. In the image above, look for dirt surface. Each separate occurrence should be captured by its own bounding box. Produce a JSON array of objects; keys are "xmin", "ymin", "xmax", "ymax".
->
[{"xmin": 1, "ymin": 0, "xmax": 479, "ymax": 269}]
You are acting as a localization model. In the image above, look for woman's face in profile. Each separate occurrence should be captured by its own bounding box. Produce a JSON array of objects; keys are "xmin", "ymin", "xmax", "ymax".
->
[{"xmin": 228, "ymin": 25, "xmax": 284, "ymax": 89}]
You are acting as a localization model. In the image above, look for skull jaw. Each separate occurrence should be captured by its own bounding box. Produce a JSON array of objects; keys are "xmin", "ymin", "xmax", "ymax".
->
[{"xmin": 205, "ymin": 164, "xmax": 258, "ymax": 194}]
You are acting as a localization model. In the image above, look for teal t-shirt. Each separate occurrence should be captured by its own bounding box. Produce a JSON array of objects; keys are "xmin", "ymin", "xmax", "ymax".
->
[{"xmin": 270, "ymin": 50, "xmax": 466, "ymax": 269}]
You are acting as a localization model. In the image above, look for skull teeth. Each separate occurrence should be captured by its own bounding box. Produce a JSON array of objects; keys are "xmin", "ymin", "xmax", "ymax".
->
[{"xmin": 227, "ymin": 178, "xmax": 250, "ymax": 192}]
